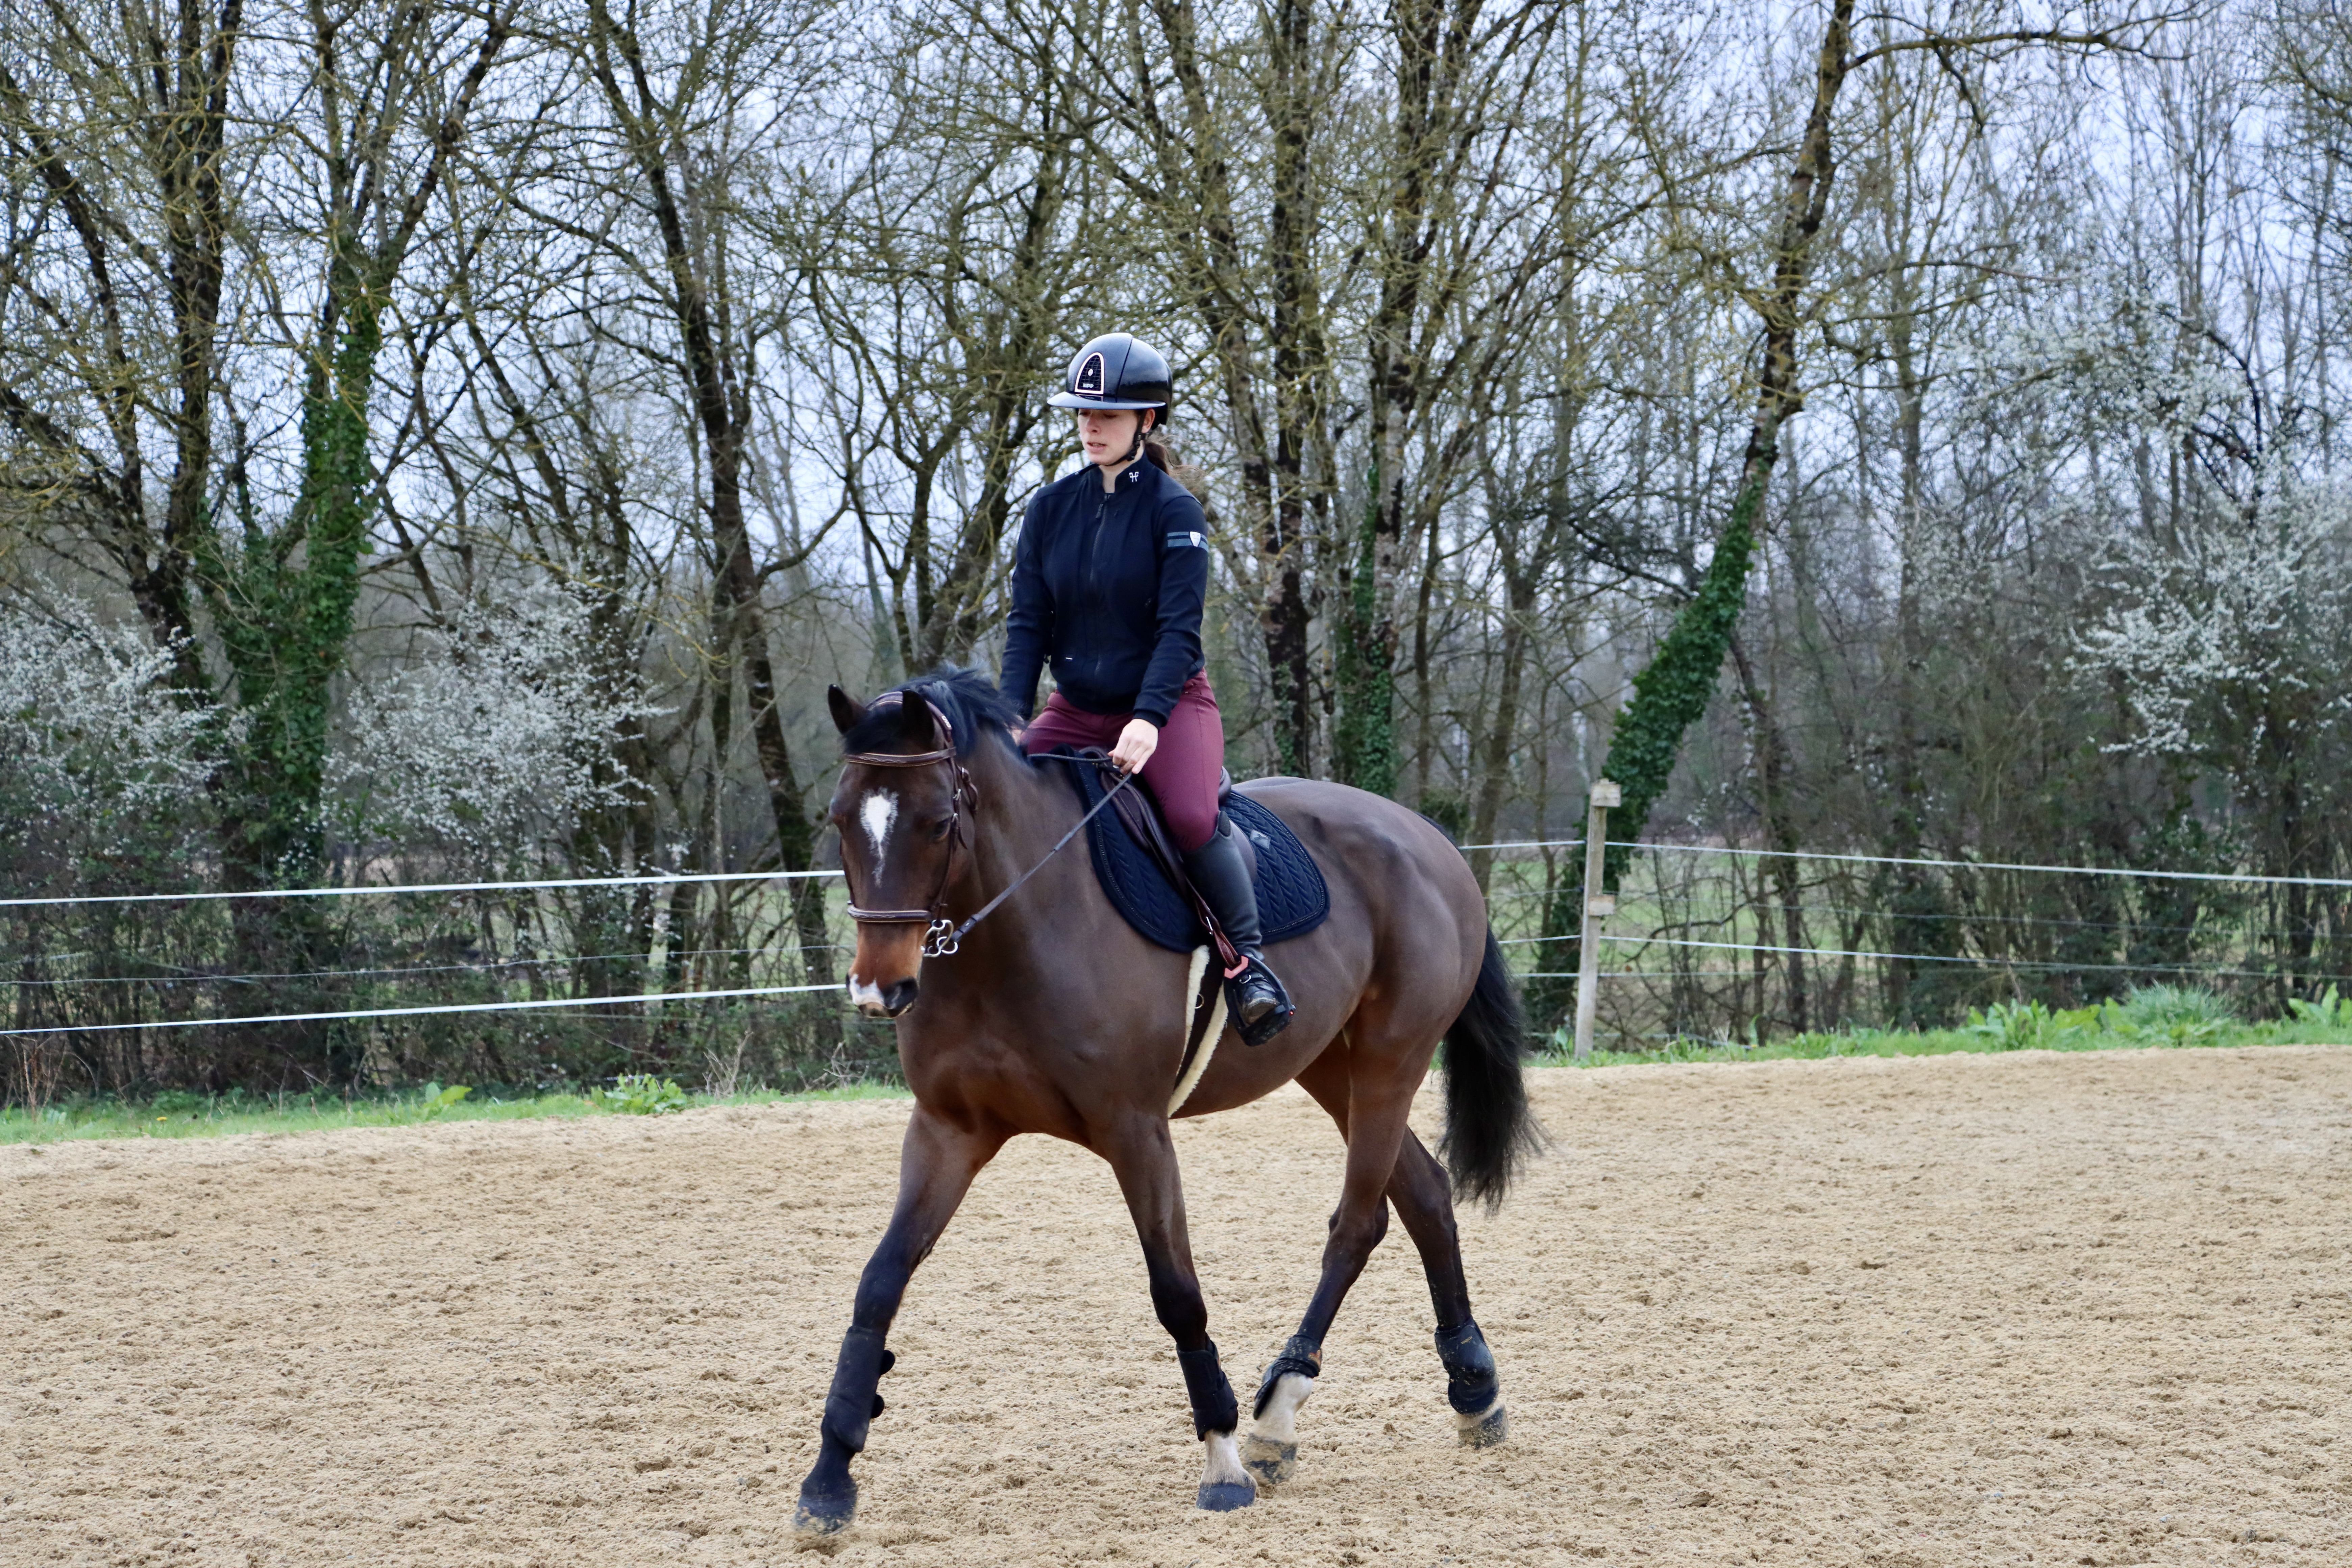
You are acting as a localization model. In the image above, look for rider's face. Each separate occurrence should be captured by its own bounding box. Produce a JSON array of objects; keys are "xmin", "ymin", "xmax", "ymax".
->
[{"xmin": 1078, "ymin": 408, "xmax": 1152, "ymax": 468}]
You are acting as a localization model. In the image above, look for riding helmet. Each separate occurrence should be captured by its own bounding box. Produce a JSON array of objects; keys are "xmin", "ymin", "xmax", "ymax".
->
[{"xmin": 1048, "ymin": 333, "xmax": 1172, "ymax": 414}]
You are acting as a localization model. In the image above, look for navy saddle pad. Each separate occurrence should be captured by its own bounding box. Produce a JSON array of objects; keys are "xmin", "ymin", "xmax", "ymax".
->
[{"xmin": 1048, "ymin": 754, "xmax": 1331, "ymax": 955}]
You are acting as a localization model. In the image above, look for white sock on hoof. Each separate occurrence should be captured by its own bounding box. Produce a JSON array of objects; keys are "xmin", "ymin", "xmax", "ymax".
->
[
  {"xmin": 1200, "ymin": 1429, "xmax": 1252, "ymax": 1491},
  {"xmin": 1453, "ymin": 1391, "xmax": 1508, "ymax": 1447},
  {"xmin": 1242, "ymin": 1373, "xmax": 1313, "ymax": 1486},
  {"xmin": 1252, "ymin": 1373, "xmax": 1315, "ymax": 1445}
]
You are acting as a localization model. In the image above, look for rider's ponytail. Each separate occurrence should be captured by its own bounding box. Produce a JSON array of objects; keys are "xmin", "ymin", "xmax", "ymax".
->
[{"xmin": 1143, "ymin": 426, "xmax": 1207, "ymax": 499}]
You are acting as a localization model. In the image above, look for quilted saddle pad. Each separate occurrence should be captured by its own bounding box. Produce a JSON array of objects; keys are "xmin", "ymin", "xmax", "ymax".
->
[{"xmin": 1046, "ymin": 753, "xmax": 1332, "ymax": 955}]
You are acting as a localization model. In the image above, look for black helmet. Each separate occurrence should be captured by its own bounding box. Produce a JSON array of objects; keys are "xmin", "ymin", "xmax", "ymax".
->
[{"xmin": 1048, "ymin": 333, "xmax": 1171, "ymax": 414}]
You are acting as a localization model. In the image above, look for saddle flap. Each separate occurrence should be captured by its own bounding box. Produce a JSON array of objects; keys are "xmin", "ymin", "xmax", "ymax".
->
[{"xmin": 1099, "ymin": 761, "xmax": 1242, "ymax": 973}]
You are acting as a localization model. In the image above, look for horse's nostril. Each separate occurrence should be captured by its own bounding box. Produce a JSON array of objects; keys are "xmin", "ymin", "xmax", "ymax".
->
[{"xmin": 882, "ymin": 978, "xmax": 920, "ymax": 1016}]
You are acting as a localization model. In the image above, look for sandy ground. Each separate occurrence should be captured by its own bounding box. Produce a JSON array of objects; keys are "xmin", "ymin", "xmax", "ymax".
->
[{"xmin": 4, "ymin": 1047, "xmax": 2348, "ymax": 1568}]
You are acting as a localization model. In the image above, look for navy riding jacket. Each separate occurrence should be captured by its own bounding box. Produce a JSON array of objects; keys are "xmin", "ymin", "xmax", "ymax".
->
[{"xmin": 1000, "ymin": 455, "xmax": 1210, "ymax": 726}]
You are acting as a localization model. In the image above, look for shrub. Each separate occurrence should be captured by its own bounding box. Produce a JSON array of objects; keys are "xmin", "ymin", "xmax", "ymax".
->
[
  {"xmin": 2287, "ymin": 986, "xmax": 2349, "ymax": 1027},
  {"xmin": 1964, "ymin": 1000, "xmax": 2103, "ymax": 1050},
  {"xmin": 2112, "ymin": 984, "xmax": 2235, "ymax": 1033},
  {"xmin": 591, "ymin": 1073, "xmax": 688, "ymax": 1115}
]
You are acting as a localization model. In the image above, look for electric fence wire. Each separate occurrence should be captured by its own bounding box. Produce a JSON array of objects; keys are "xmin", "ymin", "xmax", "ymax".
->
[
  {"xmin": 0, "ymin": 867, "xmax": 843, "ymax": 909},
  {"xmin": 1512, "ymin": 934, "xmax": 2352, "ymax": 986},
  {"xmin": 0, "ymin": 982, "xmax": 842, "ymax": 1037},
  {"xmin": 1462, "ymin": 839, "xmax": 2352, "ymax": 890},
  {"xmin": 8, "ymin": 841, "xmax": 2345, "ymax": 1038},
  {"xmin": 1479, "ymin": 882, "xmax": 2319, "ymax": 944},
  {"xmin": 0, "ymin": 944, "xmax": 847, "ymax": 989}
]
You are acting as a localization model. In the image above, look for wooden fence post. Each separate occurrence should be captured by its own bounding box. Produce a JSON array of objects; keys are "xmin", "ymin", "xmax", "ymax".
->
[{"xmin": 1573, "ymin": 780, "xmax": 1621, "ymax": 1062}]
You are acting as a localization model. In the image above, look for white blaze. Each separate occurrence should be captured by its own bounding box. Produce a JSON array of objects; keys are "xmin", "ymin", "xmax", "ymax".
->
[{"xmin": 860, "ymin": 789, "xmax": 899, "ymax": 872}]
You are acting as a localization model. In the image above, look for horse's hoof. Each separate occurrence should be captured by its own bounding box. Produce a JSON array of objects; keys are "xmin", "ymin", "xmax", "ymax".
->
[
  {"xmin": 1241, "ymin": 1434, "xmax": 1297, "ymax": 1487},
  {"xmin": 1196, "ymin": 1479, "xmax": 1257, "ymax": 1512},
  {"xmin": 793, "ymin": 1480, "xmax": 858, "ymax": 1537},
  {"xmin": 1455, "ymin": 1399, "xmax": 1508, "ymax": 1449}
]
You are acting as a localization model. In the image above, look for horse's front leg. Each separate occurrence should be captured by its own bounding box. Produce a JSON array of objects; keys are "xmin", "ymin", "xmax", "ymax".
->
[
  {"xmin": 1102, "ymin": 1114, "xmax": 1255, "ymax": 1512},
  {"xmin": 794, "ymin": 1106, "xmax": 1003, "ymax": 1538}
]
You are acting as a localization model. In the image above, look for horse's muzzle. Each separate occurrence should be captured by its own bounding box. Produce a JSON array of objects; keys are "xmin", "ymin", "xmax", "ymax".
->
[
  {"xmin": 847, "ymin": 974, "xmax": 920, "ymax": 1019},
  {"xmin": 849, "ymin": 924, "xmax": 927, "ymax": 1018}
]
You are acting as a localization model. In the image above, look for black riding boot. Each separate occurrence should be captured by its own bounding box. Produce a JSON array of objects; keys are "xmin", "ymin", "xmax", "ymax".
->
[{"xmin": 1184, "ymin": 814, "xmax": 1294, "ymax": 1044}]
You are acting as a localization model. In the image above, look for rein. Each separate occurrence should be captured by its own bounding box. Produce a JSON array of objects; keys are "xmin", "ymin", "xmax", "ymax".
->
[{"xmin": 841, "ymin": 697, "xmax": 1136, "ymax": 959}]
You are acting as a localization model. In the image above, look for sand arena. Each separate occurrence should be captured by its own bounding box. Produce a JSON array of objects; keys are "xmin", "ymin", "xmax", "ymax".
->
[{"xmin": 5, "ymin": 1045, "xmax": 2346, "ymax": 1565}]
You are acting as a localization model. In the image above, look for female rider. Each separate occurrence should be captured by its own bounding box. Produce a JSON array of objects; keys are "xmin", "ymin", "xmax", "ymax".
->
[{"xmin": 999, "ymin": 332, "xmax": 1291, "ymax": 1036}]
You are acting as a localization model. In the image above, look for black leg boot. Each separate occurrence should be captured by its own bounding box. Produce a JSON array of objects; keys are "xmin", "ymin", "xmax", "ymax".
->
[{"xmin": 1184, "ymin": 814, "xmax": 1295, "ymax": 1044}]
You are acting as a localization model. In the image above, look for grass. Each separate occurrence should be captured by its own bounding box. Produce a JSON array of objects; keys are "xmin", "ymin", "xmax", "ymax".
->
[
  {"xmin": 0, "ymin": 1078, "xmax": 909, "ymax": 1147},
  {"xmin": 11, "ymin": 987, "xmax": 2350, "ymax": 1145},
  {"xmin": 1541, "ymin": 987, "xmax": 2352, "ymax": 1068}
]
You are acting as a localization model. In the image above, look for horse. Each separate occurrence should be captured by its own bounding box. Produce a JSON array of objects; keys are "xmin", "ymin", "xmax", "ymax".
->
[{"xmin": 794, "ymin": 668, "xmax": 1541, "ymax": 1535}]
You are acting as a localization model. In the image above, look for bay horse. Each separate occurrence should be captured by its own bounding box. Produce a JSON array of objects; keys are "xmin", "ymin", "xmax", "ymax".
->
[{"xmin": 795, "ymin": 669, "xmax": 1540, "ymax": 1535}]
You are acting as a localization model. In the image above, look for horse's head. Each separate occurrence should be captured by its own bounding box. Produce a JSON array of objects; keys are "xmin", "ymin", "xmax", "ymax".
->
[{"xmin": 828, "ymin": 683, "xmax": 975, "ymax": 1018}]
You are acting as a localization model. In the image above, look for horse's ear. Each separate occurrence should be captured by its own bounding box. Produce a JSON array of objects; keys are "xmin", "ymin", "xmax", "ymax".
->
[
  {"xmin": 898, "ymin": 691, "xmax": 939, "ymax": 749},
  {"xmin": 827, "ymin": 685, "xmax": 865, "ymax": 735}
]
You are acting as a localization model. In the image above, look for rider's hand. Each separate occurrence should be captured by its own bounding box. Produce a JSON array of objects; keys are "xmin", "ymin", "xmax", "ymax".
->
[{"xmin": 1110, "ymin": 717, "xmax": 1160, "ymax": 774}]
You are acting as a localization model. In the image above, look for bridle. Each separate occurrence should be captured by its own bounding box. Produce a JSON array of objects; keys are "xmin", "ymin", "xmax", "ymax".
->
[
  {"xmin": 839, "ymin": 693, "xmax": 1136, "ymax": 960},
  {"xmin": 841, "ymin": 694, "xmax": 980, "ymax": 958}
]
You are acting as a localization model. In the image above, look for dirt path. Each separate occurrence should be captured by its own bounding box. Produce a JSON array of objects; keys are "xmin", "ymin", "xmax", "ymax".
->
[{"xmin": 5, "ymin": 1046, "xmax": 2347, "ymax": 1567}]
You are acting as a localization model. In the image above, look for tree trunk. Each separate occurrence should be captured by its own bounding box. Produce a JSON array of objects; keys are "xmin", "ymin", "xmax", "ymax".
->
[
  {"xmin": 1593, "ymin": 0, "xmax": 1853, "ymax": 889},
  {"xmin": 589, "ymin": 3, "xmax": 838, "ymax": 1044},
  {"xmin": 1728, "ymin": 632, "xmax": 1809, "ymax": 1035}
]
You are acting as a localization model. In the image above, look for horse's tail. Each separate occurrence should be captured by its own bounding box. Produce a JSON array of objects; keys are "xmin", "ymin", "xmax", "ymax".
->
[{"xmin": 1439, "ymin": 927, "xmax": 1543, "ymax": 1210}]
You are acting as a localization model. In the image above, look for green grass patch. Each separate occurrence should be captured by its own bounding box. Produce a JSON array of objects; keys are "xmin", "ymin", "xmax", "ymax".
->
[
  {"xmin": 0, "ymin": 1077, "xmax": 911, "ymax": 1147},
  {"xmin": 1541, "ymin": 988, "xmax": 2352, "ymax": 1068}
]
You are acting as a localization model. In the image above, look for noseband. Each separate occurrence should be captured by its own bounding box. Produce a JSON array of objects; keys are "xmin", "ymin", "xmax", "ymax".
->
[{"xmin": 841, "ymin": 695, "xmax": 979, "ymax": 958}]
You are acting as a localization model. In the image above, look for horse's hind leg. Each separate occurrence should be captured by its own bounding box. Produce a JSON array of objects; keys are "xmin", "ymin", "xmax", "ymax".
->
[
  {"xmin": 1101, "ymin": 1113, "xmax": 1255, "ymax": 1512},
  {"xmin": 794, "ymin": 1107, "xmax": 1003, "ymax": 1538}
]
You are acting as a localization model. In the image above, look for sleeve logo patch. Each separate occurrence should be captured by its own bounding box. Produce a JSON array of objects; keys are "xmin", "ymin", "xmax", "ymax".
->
[
  {"xmin": 1166, "ymin": 530, "xmax": 1206, "ymax": 549},
  {"xmin": 1075, "ymin": 352, "xmax": 1106, "ymax": 396}
]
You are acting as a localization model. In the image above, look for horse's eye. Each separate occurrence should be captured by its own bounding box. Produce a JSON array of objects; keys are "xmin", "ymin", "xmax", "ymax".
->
[{"xmin": 929, "ymin": 816, "xmax": 953, "ymax": 841}]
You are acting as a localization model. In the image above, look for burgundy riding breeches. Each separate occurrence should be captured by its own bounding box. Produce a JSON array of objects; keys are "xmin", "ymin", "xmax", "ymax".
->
[{"xmin": 1020, "ymin": 671, "xmax": 1225, "ymax": 852}]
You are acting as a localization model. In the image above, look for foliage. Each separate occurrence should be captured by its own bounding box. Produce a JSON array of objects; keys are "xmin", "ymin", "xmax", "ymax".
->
[
  {"xmin": 414, "ymin": 1082, "xmax": 474, "ymax": 1118},
  {"xmin": 2110, "ymin": 983, "xmax": 2237, "ymax": 1040},
  {"xmin": 1947, "ymin": 984, "xmax": 2237, "ymax": 1050},
  {"xmin": 590, "ymin": 1073, "xmax": 689, "ymax": 1115},
  {"xmin": 2287, "ymin": 986, "xmax": 2350, "ymax": 1027},
  {"xmin": 1965, "ymin": 999, "xmax": 2085, "ymax": 1050},
  {"xmin": 1545, "ymin": 987, "xmax": 2340, "ymax": 1067},
  {"xmin": 0, "ymin": 598, "xmax": 223, "ymax": 841},
  {"xmin": 331, "ymin": 586, "xmax": 659, "ymax": 868},
  {"xmin": 1594, "ymin": 468, "xmax": 1764, "ymax": 892}
]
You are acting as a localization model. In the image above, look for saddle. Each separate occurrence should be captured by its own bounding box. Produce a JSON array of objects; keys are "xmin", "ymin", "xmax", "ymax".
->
[{"xmin": 1043, "ymin": 748, "xmax": 1331, "ymax": 963}]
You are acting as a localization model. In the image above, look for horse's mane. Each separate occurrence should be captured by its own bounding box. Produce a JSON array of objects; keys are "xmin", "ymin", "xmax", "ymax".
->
[{"xmin": 839, "ymin": 666, "xmax": 1024, "ymax": 759}]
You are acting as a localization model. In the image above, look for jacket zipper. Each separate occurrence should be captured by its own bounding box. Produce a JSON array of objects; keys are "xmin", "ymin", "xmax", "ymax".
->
[{"xmin": 1079, "ymin": 488, "xmax": 1112, "ymax": 686}]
